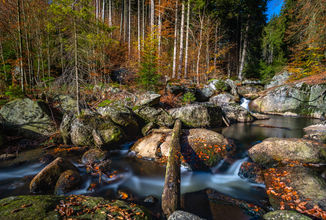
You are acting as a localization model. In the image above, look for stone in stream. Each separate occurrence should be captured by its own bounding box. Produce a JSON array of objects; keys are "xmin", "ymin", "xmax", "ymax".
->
[
  {"xmin": 0, "ymin": 195, "xmax": 151, "ymax": 219},
  {"xmin": 263, "ymin": 166, "xmax": 326, "ymax": 219},
  {"xmin": 130, "ymin": 128, "xmax": 234, "ymax": 170},
  {"xmin": 304, "ymin": 121, "xmax": 326, "ymax": 143},
  {"xmin": 219, "ymin": 103, "xmax": 254, "ymax": 123},
  {"xmin": 29, "ymin": 157, "xmax": 79, "ymax": 193},
  {"xmin": 238, "ymin": 161, "xmax": 264, "ymax": 184},
  {"xmin": 263, "ymin": 210, "xmax": 312, "ymax": 220},
  {"xmin": 54, "ymin": 169, "xmax": 81, "ymax": 195},
  {"xmin": 248, "ymin": 137, "xmax": 326, "ymax": 167},
  {"xmin": 168, "ymin": 103, "xmax": 224, "ymax": 128},
  {"xmin": 0, "ymin": 98, "xmax": 55, "ymax": 137},
  {"xmin": 81, "ymin": 149, "xmax": 108, "ymax": 165},
  {"xmin": 168, "ymin": 210, "xmax": 205, "ymax": 220}
]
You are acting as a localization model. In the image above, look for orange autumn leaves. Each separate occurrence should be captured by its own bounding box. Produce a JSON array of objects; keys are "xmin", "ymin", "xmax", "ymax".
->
[{"xmin": 265, "ymin": 168, "xmax": 326, "ymax": 219}]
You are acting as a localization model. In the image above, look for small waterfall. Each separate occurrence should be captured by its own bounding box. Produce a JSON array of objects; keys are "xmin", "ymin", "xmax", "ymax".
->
[
  {"xmin": 226, "ymin": 157, "xmax": 248, "ymax": 176},
  {"xmin": 240, "ymin": 98, "xmax": 250, "ymax": 111}
]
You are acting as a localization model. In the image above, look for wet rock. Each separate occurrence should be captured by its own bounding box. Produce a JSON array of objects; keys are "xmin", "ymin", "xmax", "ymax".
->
[
  {"xmin": 59, "ymin": 113, "xmax": 75, "ymax": 144},
  {"xmin": 0, "ymin": 195, "xmax": 151, "ymax": 219},
  {"xmin": 237, "ymin": 85, "xmax": 263, "ymax": 99},
  {"xmin": 134, "ymin": 106, "xmax": 175, "ymax": 128},
  {"xmin": 141, "ymin": 122, "xmax": 158, "ymax": 136},
  {"xmin": 0, "ymin": 98, "xmax": 55, "ymax": 137},
  {"xmin": 54, "ymin": 169, "xmax": 81, "ymax": 195},
  {"xmin": 251, "ymin": 113, "xmax": 270, "ymax": 120},
  {"xmin": 248, "ymin": 138, "xmax": 326, "ymax": 167},
  {"xmin": 39, "ymin": 154, "xmax": 55, "ymax": 164},
  {"xmin": 263, "ymin": 210, "xmax": 312, "ymax": 220},
  {"xmin": 168, "ymin": 103, "xmax": 223, "ymax": 128},
  {"xmin": 220, "ymin": 103, "xmax": 254, "ymax": 123},
  {"xmin": 81, "ymin": 149, "xmax": 108, "ymax": 165},
  {"xmin": 30, "ymin": 157, "xmax": 78, "ymax": 193},
  {"xmin": 168, "ymin": 210, "xmax": 204, "ymax": 220},
  {"xmin": 265, "ymin": 71, "xmax": 290, "ymax": 89},
  {"xmin": 0, "ymin": 153, "xmax": 16, "ymax": 161},
  {"xmin": 131, "ymin": 128, "xmax": 234, "ymax": 169},
  {"xmin": 304, "ymin": 122, "xmax": 326, "ymax": 143},
  {"xmin": 135, "ymin": 93, "xmax": 161, "ymax": 107},
  {"xmin": 97, "ymin": 105, "xmax": 139, "ymax": 137},
  {"xmin": 250, "ymin": 82, "xmax": 326, "ymax": 119},
  {"xmin": 264, "ymin": 166, "xmax": 326, "ymax": 219},
  {"xmin": 238, "ymin": 162, "xmax": 264, "ymax": 184},
  {"xmin": 143, "ymin": 195, "xmax": 158, "ymax": 204},
  {"xmin": 209, "ymin": 93, "xmax": 237, "ymax": 105},
  {"xmin": 70, "ymin": 114, "xmax": 124, "ymax": 148}
]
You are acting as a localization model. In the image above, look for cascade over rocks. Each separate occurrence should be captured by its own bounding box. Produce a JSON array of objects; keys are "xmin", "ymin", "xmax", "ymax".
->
[
  {"xmin": 168, "ymin": 103, "xmax": 224, "ymax": 128},
  {"xmin": 0, "ymin": 98, "xmax": 55, "ymax": 137},
  {"xmin": 248, "ymin": 137, "xmax": 326, "ymax": 167}
]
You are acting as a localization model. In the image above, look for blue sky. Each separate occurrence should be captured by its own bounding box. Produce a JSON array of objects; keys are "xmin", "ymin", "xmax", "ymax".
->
[{"xmin": 266, "ymin": 0, "xmax": 284, "ymax": 21}]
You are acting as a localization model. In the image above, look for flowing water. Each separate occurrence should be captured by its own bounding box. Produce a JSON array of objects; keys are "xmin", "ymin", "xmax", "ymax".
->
[{"xmin": 0, "ymin": 112, "xmax": 321, "ymax": 219}]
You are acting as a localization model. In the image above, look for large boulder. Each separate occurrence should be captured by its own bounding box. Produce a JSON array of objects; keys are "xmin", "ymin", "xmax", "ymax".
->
[
  {"xmin": 54, "ymin": 169, "xmax": 81, "ymax": 195},
  {"xmin": 0, "ymin": 195, "xmax": 151, "ymax": 220},
  {"xmin": 265, "ymin": 71, "xmax": 290, "ymax": 89},
  {"xmin": 30, "ymin": 157, "xmax": 78, "ymax": 193},
  {"xmin": 59, "ymin": 113, "xmax": 75, "ymax": 145},
  {"xmin": 304, "ymin": 122, "xmax": 326, "ymax": 143},
  {"xmin": 131, "ymin": 128, "xmax": 234, "ymax": 170},
  {"xmin": 52, "ymin": 95, "xmax": 78, "ymax": 113},
  {"xmin": 250, "ymin": 82, "xmax": 326, "ymax": 119},
  {"xmin": 263, "ymin": 210, "xmax": 312, "ymax": 220},
  {"xmin": 248, "ymin": 138, "xmax": 326, "ymax": 167},
  {"xmin": 134, "ymin": 106, "xmax": 175, "ymax": 128},
  {"xmin": 264, "ymin": 166, "xmax": 326, "ymax": 219},
  {"xmin": 135, "ymin": 93, "xmax": 161, "ymax": 107},
  {"xmin": 168, "ymin": 210, "xmax": 204, "ymax": 220},
  {"xmin": 97, "ymin": 105, "xmax": 139, "ymax": 137},
  {"xmin": 220, "ymin": 103, "xmax": 254, "ymax": 123},
  {"xmin": 237, "ymin": 85, "xmax": 264, "ymax": 99},
  {"xmin": 81, "ymin": 149, "xmax": 108, "ymax": 165},
  {"xmin": 0, "ymin": 98, "xmax": 55, "ymax": 137},
  {"xmin": 70, "ymin": 114, "xmax": 124, "ymax": 147},
  {"xmin": 209, "ymin": 93, "xmax": 237, "ymax": 105},
  {"xmin": 168, "ymin": 103, "xmax": 224, "ymax": 128}
]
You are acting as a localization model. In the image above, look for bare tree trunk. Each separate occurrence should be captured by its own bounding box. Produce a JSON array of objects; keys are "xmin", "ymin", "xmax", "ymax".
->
[
  {"xmin": 108, "ymin": 0, "xmax": 112, "ymax": 26},
  {"xmin": 206, "ymin": 32, "xmax": 210, "ymax": 82},
  {"xmin": 172, "ymin": 0, "xmax": 178, "ymax": 79},
  {"xmin": 17, "ymin": 0, "xmax": 24, "ymax": 92},
  {"xmin": 161, "ymin": 119, "xmax": 182, "ymax": 217},
  {"xmin": 150, "ymin": 0, "xmax": 154, "ymax": 33},
  {"xmin": 158, "ymin": 0, "xmax": 162, "ymax": 58},
  {"xmin": 59, "ymin": 31, "xmax": 64, "ymax": 74},
  {"xmin": 213, "ymin": 24, "xmax": 218, "ymax": 73},
  {"xmin": 102, "ymin": 0, "xmax": 105, "ymax": 21},
  {"xmin": 120, "ymin": 4, "xmax": 123, "ymax": 39},
  {"xmin": 137, "ymin": 0, "xmax": 141, "ymax": 60},
  {"xmin": 184, "ymin": 0, "xmax": 190, "ymax": 79},
  {"xmin": 238, "ymin": 19, "xmax": 249, "ymax": 81},
  {"xmin": 196, "ymin": 17, "xmax": 203, "ymax": 85},
  {"xmin": 177, "ymin": 2, "xmax": 185, "ymax": 79},
  {"xmin": 47, "ymin": 34, "xmax": 51, "ymax": 78},
  {"xmin": 142, "ymin": 0, "xmax": 145, "ymax": 49},
  {"xmin": 0, "ymin": 40, "xmax": 7, "ymax": 81},
  {"xmin": 128, "ymin": 0, "xmax": 131, "ymax": 57},
  {"xmin": 124, "ymin": 0, "xmax": 127, "ymax": 42},
  {"xmin": 73, "ymin": 16, "xmax": 80, "ymax": 115}
]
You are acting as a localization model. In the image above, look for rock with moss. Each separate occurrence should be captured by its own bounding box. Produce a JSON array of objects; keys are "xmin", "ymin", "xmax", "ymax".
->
[
  {"xmin": 248, "ymin": 138, "xmax": 326, "ymax": 167},
  {"xmin": 304, "ymin": 122, "xmax": 326, "ymax": 143},
  {"xmin": 0, "ymin": 98, "xmax": 55, "ymax": 137},
  {"xmin": 264, "ymin": 166, "xmax": 326, "ymax": 218},
  {"xmin": 220, "ymin": 103, "xmax": 254, "ymax": 123},
  {"xmin": 237, "ymin": 84, "xmax": 263, "ymax": 99},
  {"xmin": 81, "ymin": 149, "xmax": 108, "ymax": 165},
  {"xmin": 263, "ymin": 210, "xmax": 312, "ymax": 220},
  {"xmin": 30, "ymin": 157, "xmax": 79, "ymax": 193},
  {"xmin": 168, "ymin": 210, "xmax": 204, "ymax": 220},
  {"xmin": 141, "ymin": 122, "xmax": 158, "ymax": 136},
  {"xmin": 97, "ymin": 105, "xmax": 139, "ymax": 138},
  {"xmin": 168, "ymin": 103, "xmax": 224, "ymax": 128},
  {"xmin": 54, "ymin": 169, "xmax": 81, "ymax": 195},
  {"xmin": 209, "ymin": 93, "xmax": 237, "ymax": 105},
  {"xmin": 52, "ymin": 95, "xmax": 78, "ymax": 113},
  {"xmin": 0, "ymin": 195, "xmax": 151, "ymax": 220},
  {"xmin": 59, "ymin": 113, "xmax": 75, "ymax": 145},
  {"xmin": 250, "ymin": 82, "xmax": 326, "ymax": 119},
  {"xmin": 131, "ymin": 128, "xmax": 234, "ymax": 170},
  {"xmin": 265, "ymin": 71, "xmax": 290, "ymax": 89},
  {"xmin": 70, "ymin": 114, "xmax": 125, "ymax": 148},
  {"xmin": 135, "ymin": 93, "xmax": 161, "ymax": 107},
  {"xmin": 134, "ymin": 106, "xmax": 175, "ymax": 128}
]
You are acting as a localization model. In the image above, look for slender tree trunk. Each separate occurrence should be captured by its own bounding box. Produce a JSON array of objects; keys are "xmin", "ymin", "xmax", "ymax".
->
[
  {"xmin": 128, "ymin": 0, "xmax": 131, "ymax": 57},
  {"xmin": 196, "ymin": 17, "xmax": 203, "ymax": 85},
  {"xmin": 184, "ymin": 0, "xmax": 190, "ymax": 79},
  {"xmin": 59, "ymin": 31, "xmax": 64, "ymax": 74},
  {"xmin": 17, "ymin": 0, "xmax": 24, "ymax": 92},
  {"xmin": 172, "ymin": 0, "xmax": 178, "ymax": 78},
  {"xmin": 0, "ymin": 40, "xmax": 7, "ymax": 81},
  {"xmin": 158, "ymin": 0, "xmax": 162, "ymax": 58},
  {"xmin": 102, "ymin": 0, "xmax": 105, "ymax": 21},
  {"xmin": 142, "ymin": 0, "xmax": 145, "ymax": 49},
  {"xmin": 213, "ymin": 24, "xmax": 218, "ymax": 73},
  {"xmin": 177, "ymin": 2, "xmax": 185, "ymax": 79},
  {"xmin": 73, "ymin": 16, "xmax": 80, "ymax": 115},
  {"xmin": 150, "ymin": 0, "xmax": 154, "ymax": 33},
  {"xmin": 238, "ymin": 18, "xmax": 249, "ymax": 81},
  {"xmin": 108, "ymin": 0, "xmax": 112, "ymax": 26},
  {"xmin": 47, "ymin": 34, "xmax": 51, "ymax": 78},
  {"xmin": 137, "ymin": 0, "xmax": 141, "ymax": 60},
  {"xmin": 161, "ymin": 119, "xmax": 182, "ymax": 217},
  {"xmin": 124, "ymin": 0, "xmax": 127, "ymax": 42},
  {"xmin": 206, "ymin": 32, "xmax": 210, "ymax": 82}
]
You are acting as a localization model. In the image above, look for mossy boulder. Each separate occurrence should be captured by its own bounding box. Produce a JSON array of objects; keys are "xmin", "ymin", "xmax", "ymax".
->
[
  {"xmin": 0, "ymin": 195, "xmax": 151, "ymax": 220},
  {"xmin": 248, "ymin": 138, "xmax": 326, "ymax": 167},
  {"xmin": 263, "ymin": 210, "xmax": 312, "ymax": 220},
  {"xmin": 134, "ymin": 106, "xmax": 175, "ymax": 128},
  {"xmin": 30, "ymin": 157, "xmax": 79, "ymax": 193},
  {"xmin": 52, "ymin": 95, "xmax": 78, "ymax": 113},
  {"xmin": 209, "ymin": 93, "xmax": 237, "ymax": 105},
  {"xmin": 0, "ymin": 98, "xmax": 55, "ymax": 137},
  {"xmin": 304, "ymin": 122, "xmax": 326, "ymax": 143},
  {"xmin": 59, "ymin": 113, "xmax": 75, "ymax": 145},
  {"xmin": 237, "ymin": 85, "xmax": 263, "ymax": 99},
  {"xmin": 131, "ymin": 128, "xmax": 234, "ymax": 170},
  {"xmin": 54, "ymin": 169, "xmax": 81, "ymax": 195},
  {"xmin": 220, "ymin": 103, "xmax": 254, "ymax": 123},
  {"xmin": 264, "ymin": 166, "xmax": 326, "ymax": 219},
  {"xmin": 70, "ymin": 114, "xmax": 125, "ymax": 148},
  {"xmin": 168, "ymin": 103, "xmax": 224, "ymax": 128},
  {"xmin": 135, "ymin": 93, "xmax": 161, "ymax": 107},
  {"xmin": 81, "ymin": 149, "xmax": 108, "ymax": 165}
]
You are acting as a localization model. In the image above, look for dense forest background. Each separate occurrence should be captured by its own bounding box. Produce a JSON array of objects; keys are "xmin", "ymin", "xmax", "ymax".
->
[{"xmin": 0, "ymin": 0, "xmax": 325, "ymax": 98}]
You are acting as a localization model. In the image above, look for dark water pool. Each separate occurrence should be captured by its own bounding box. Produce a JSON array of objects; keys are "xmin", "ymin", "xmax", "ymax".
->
[{"xmin": 0, "ymin": 115, "xmax": 320, "ymax": 219}]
